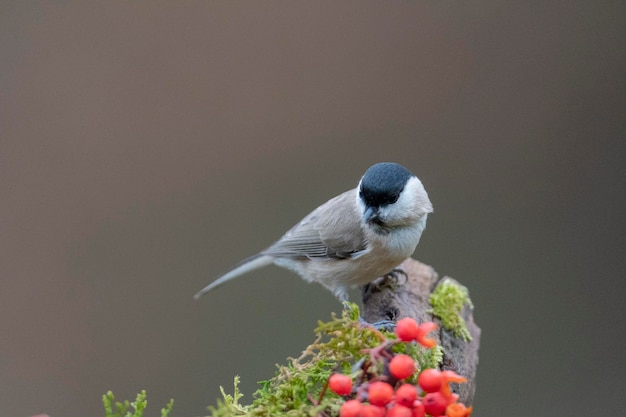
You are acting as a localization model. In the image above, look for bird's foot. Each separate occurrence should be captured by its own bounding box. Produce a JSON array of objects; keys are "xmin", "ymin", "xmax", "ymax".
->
[{"xmin": 384, "ymin": 265, "xmax": 408, "ymax": 282}]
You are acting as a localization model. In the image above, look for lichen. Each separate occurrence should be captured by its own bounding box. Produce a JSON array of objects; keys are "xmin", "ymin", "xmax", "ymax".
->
[{"xmin": 429, "ymin": 279, "xmax": 474, "ymax": 341}]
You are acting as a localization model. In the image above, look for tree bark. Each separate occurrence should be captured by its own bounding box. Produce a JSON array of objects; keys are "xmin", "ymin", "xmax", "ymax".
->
[{"xmin": 360, "ymin": 258, "xmax": 480, "ymax": 405}]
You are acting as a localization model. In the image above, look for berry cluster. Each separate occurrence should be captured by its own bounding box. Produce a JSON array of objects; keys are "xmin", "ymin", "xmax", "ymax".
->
[{"xmin": 327, "ymin": 318, "xmax": 472, "ymax": 417}]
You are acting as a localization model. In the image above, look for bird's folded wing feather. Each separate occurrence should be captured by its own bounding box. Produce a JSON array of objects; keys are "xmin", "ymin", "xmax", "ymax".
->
[{"xmin": 262, "ymin": 189, "xmax": 367, "ymax": 260}]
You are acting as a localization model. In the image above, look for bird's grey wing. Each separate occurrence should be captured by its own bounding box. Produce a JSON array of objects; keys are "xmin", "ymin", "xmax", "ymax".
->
[{"xmin": 263, "ymin": 189, "xmax": 367, "ymax": 260}]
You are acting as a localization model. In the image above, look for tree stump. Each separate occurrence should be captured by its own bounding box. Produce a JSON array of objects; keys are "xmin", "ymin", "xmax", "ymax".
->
[{"xmin": 360, "ymin": 258, "xmax": 480, "ymax": 405}]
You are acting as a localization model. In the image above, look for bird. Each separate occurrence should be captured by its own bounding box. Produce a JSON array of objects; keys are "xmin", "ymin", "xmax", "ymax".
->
[{"xmin": 193, "ymin": 162, "xmax": 433, "ymax": 303}]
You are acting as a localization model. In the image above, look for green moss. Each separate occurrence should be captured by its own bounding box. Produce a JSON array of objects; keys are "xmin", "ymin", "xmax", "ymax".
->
[
  {"xmin": 208, "ymin": 376, "xmax": 248, "ymax": 417},
  {"xmin": 208, "ymin": 303, "xmax": 442, "ymax": 417},
  {"xmin": 101, "ymin": 305, "xmax": 448, "ymax": 416},
  {"xmin": 429, "ymin": 279, "xmax": 474, "ymax": 341},
  {"xmin": 103, "ymin": 390, "xmax": 173, "ymax": 417}
]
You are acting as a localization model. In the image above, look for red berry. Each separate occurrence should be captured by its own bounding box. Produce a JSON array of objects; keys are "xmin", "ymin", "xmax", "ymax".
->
[
  {"xmin": 329, "ymin": 373, "xmax": 353, "ymax": 396},
  {"xmin": 412, "ymin": 400, "xmax": 426, "ymax": 417},
  {"xmin": 395, "ymin": 317, "xmax": 420, "ymax": 341},
  {"xmin": 418, "ymin": 368, "xmax": 443, "ymax": 393},
  {"xmin": 389, "ymin": 354, "xmax": 416, "ymax": 380},
  {"xmin": 368, "ymin": 381, "xmax": 394, "ymax": 406},
  {"xmin": 387, "ymin": 404, "xmax": 412, "ymax": 417},
  {"xmin": 422, "ymin": 392, "xmax": 449, "ymax": 416},
  {"xmin": 360, "ymin": 404, "xmax": 386, "ymax": 417},
  {"xmin": 395, "ymin": 384, "xmax": 418, "ymax": 408},
  {"xmin": 340, "ymin": 399, "xmax": 363, "ymax": 417}
]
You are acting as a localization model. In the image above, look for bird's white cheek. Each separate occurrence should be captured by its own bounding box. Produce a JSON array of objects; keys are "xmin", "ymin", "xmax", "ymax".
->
[{"xmin": 378, "ymin": 204, "xmax": 419, "ymax": 228}]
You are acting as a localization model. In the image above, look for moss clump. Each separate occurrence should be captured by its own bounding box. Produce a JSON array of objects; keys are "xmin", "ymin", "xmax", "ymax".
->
[
  {"xmin": 102, "ymin": 390, "xmax": 174, "ymax": 417},
  {"xmin": 209, "ymin": 376, "xmax": 248, "ymax": 417},
  {"xmin": 208, "ymin": 303, "xmax": 443, "ymax": 416},
  {"xmin": 429, "ymin": 279, "xmax": 474, "ymax": 341}
]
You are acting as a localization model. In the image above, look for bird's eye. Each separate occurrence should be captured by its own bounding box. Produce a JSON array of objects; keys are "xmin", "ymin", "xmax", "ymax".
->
[{"xmin": 388, "ymin": 193, "xmax": 399, "ymax": 204}]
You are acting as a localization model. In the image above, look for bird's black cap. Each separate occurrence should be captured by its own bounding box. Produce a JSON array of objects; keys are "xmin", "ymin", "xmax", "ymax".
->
[{"xmin": 359, "ymin": 162, "xmax": 414, "ymax": 207}]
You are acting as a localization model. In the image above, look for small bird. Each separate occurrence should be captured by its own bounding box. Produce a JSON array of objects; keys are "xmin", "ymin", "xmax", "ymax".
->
[{"xmin": 194, "ymin": 162, "xmax": 433, "ymax": 303}]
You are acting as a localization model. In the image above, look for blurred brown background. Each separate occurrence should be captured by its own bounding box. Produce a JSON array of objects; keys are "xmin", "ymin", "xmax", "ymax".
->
[{"xmin": 1, "ymin": 2, "xmax": 624, "ymax": 416}]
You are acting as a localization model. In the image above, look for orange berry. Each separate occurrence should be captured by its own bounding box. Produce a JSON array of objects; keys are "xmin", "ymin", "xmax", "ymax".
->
[
  {"xmin": 395, "ymin": 384, "xmax": 418, "ymax": 407},
  {"xmin": 423, "ymin": 392, "xmax": 449, "ymax": 416},
  {"xmin": 361, "ymin": 404, "xmax": 386, "ymax": 417},
  {"xmin": 412, "ymin": 400, "xmax": 426, "ymax": 417},
  {"xmin": 329, "ymin": 373, "xmax": 353, "ymax": 396},
  {"xmin": 395, "ymin": 317, "xmax": 420, "ymax": 341},
  {"xmin": 340, "ymin": 399, "xmax": 363, "ymax": 417},
  {"xmin": 389, "ymin": 354, "xmax": 416, "ymax": 380},
  {"xmin": 417, "ymin": 368, "xmax": 443, "ymax": 393},
  {"xmin": 387, "ymin": 404, "xmax": 412, "ymax": 417},
  {"xmin": 368, "ymin": 381, "xmax": 394, "ymax": 406}
]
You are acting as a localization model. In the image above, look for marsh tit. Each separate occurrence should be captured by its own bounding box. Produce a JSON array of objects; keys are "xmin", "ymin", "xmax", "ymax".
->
[{"xmin": 193, "ymin": 162, "xmax": 433, "ymax": 302}]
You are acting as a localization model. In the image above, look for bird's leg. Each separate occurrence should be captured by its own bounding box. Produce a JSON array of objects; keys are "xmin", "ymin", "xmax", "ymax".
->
[{"xmin": 356, "ymin": 265, "xmax": 408, "ymax": 331}]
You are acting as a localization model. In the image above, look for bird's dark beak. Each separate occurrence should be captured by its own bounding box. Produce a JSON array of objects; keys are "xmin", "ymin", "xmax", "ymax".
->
[{"xmin": 364, "ymin": 206, "xmax": 381, "ymax": 225}]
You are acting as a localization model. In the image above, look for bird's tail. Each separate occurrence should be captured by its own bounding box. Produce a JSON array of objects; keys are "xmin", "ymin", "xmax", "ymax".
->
[{"xmin": 193, "ymin": 254, "xmax": 274, "ymax": 300}]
